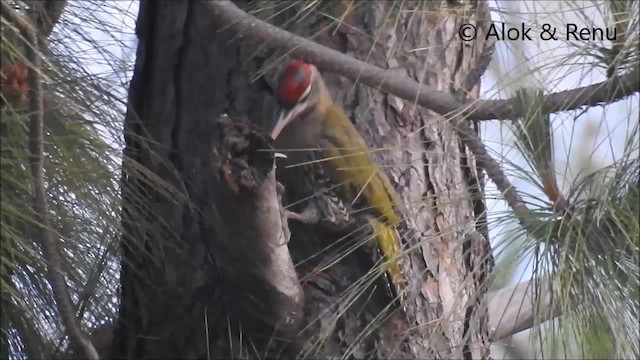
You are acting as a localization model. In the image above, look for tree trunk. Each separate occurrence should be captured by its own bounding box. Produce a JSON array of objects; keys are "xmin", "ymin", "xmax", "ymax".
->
[{"xmin": 114, "ymin": 0, "xmax": 493, "ymax": 358}]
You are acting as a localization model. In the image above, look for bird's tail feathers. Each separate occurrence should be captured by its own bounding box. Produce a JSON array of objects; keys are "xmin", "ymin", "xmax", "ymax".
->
[{"xmin": 368, "ymin": 218, "xmax": 406, "ymax": 308}]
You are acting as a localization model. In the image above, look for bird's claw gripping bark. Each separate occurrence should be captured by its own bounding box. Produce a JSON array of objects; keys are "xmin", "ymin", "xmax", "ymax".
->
[
  {"xmin": 285, "ymin": 208, "xmax": 320, "ymax": 225},
  {"xmin": 276, "ymin": 221, "xmax": 291, "ymax": 246},
  {"xmin": 276, "ymin": 181, "xmax": 286, "ymax": 197},
  {"xmin": 275, "ymin": 181, "xmax": 292, "ymax": 246}
]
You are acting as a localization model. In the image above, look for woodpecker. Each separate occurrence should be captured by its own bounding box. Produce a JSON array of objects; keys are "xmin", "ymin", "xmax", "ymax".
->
[{"xmin": 271, "ymin": 59, "xmax": 405, "ymax": 303}]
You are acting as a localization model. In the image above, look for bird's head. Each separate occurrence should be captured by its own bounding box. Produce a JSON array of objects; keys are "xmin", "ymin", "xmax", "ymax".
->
[{"xmin": 271, "ymin": 59, "xmax": 327, "ymax": 140}]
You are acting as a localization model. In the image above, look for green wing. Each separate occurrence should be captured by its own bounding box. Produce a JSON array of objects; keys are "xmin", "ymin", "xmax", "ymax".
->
[{"xmin": 317, "ymin": 108, "xmax": 401, "ymax": 225}]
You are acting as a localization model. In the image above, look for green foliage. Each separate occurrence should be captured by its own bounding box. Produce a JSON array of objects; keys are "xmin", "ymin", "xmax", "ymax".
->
[
  {"xmin": 1, "ymin": 1, "xmax": 129, "ymax": 356},
  {"xmin": 487, "ymin": 1, "xmax": 639, "ymax": 357}
]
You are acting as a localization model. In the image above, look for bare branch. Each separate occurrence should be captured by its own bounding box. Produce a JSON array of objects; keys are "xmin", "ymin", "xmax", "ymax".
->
[
  {"xmin": 475, "ymin": 71, "xmax": 639, "ymax": 120},
  {"xmin": 454, "ymin": 30, "xmax": 554, "ymax": 343},
  {"xmin": 487, "ymin": 279, "xmax": 560, "ymax": 341},
  {"xmin": 454, "ymin": 119, "xmax": 537, "ymax": 230},
  {"xmin": 0, "ymin": 2, "xmax": 99, "ymax": 359},
  {"xmin": 209, "ymin": 115, "xmax": 304, "ymax": 337},
  {"xmin": 204, "ymin": 0, "xmax": 639, "ymax": 122}
]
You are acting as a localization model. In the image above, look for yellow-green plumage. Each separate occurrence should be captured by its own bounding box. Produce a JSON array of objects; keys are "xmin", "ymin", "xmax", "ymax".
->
[{"xmin": 273, "ymin": 78, "xmax": 405, "ymax": 299}]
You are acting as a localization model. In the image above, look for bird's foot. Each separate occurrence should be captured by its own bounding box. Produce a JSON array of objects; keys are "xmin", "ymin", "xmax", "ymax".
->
[
  {"xmin": 285, "ymin": 207, "xmax": 320, "ymax": 225},
  {"xmin": 276, "ymin": 225, "xmax": 291, "ymax": 246},
  {"xmin": 285, "ymin": 205, "xmax": 354, "ymax": 237}
]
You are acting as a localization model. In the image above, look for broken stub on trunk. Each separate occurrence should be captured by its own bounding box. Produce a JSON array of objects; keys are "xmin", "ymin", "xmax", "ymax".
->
[{"xmin": 209, "ymin": 114, "xmax": 304, "ymax": 346}]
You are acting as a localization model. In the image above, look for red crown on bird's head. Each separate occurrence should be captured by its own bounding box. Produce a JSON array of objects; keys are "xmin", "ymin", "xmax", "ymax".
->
[{"xmin": 276, "ymin": 59, "xmax": 312, "ymax": 108}]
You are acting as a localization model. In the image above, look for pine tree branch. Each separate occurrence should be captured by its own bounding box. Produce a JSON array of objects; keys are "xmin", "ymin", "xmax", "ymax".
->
[
  {"xmin": 487, "ymin": 278, "xmax": 560, "ymax": 341},
  {"xmin": 204, "ymin": 0, "xmax": 639, "ymax": 122},
  {"xmin": 1, "ymin": 2, "xmax": 99, "ymax": 359},
  {"xmin": 440, "ymin": 29, "xmax": 557, "ymax": 341},
  {"xmin": 453, "ymin": 120, "xmax": 537, "ymax": 230}
]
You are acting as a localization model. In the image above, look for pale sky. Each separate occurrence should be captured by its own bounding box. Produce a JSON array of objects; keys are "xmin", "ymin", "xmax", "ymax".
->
[{"xmin": 483, "ymin": 0, "xmax": 639, "ymax": 283}]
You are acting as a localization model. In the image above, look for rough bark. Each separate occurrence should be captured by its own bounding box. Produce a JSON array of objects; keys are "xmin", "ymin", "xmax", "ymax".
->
[
  {"xmin": 209, "ymin": 114, "xmax": 304, "ymax": 338},
  {"xmin": 281, "ymin": 1, "xmax": 494, "ymax": 358},
  {"xmin": 114, "ymin": 0, "xmax": 493, "ymax": 358},
  {"xmin": 114, "ymin": 1, "xmax": 302, "ymax": 358},
  {"xmin": 114, "ymin": 1, "xmax": 230, "ymax": 357}
]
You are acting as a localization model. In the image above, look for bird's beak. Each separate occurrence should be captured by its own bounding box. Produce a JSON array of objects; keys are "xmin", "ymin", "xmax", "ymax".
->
[{"xmin": 271, "ymin": 108, "xmax": 292, "ymax": 140}]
